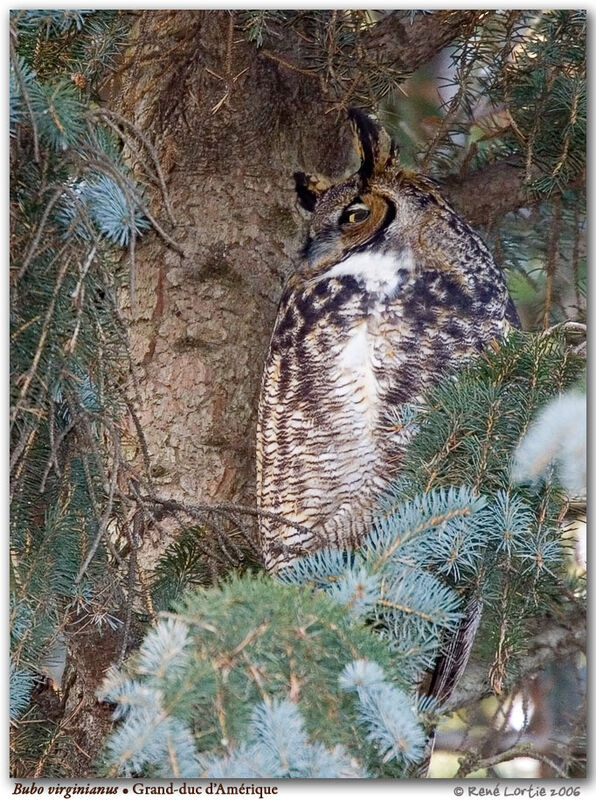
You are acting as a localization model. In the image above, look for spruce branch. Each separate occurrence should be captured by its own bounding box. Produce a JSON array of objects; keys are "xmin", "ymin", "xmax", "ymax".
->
[{"xmin": 99, "ymin": 576, "xmax": 412, "ymax": 777}]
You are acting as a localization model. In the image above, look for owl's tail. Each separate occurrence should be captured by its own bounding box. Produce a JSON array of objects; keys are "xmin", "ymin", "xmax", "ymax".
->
[{"xmin": 412, "ymin": 595, "xmax": 484, "ymax": 778}]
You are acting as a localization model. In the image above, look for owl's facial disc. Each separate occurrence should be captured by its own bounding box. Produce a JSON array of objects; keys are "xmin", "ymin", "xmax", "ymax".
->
[{"xmin": 302, "ymin": 187, "xmax": 397, "ymax": 276}]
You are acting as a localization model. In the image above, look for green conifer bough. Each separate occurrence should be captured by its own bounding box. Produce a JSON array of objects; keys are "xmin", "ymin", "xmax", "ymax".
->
[{"xmin": 100, "ymin": 574, "xmax": 426, "ymax": 778}]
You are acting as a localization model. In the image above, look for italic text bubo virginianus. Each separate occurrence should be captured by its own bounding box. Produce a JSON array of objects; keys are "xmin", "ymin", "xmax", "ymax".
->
[{"xmin": 257, "ymin": 109, "xmax": 519, "ymax": 573}]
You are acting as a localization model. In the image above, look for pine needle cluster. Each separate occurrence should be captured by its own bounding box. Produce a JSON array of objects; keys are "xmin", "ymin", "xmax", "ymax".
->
[
  {"xmin": 99, "ymin": 576, "xmax": 424, "ymax": 778},
  {"xmin": 10, "ymin": 10, "xmax": 155, "ymax": 774}
]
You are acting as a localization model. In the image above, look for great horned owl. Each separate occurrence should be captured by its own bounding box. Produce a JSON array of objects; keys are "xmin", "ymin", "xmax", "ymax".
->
[{"xmin": 257, "ymin": 109, "xmax": 518, "ymax": 572}]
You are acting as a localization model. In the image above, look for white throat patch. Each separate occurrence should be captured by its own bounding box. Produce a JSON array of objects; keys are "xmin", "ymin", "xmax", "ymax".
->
[{"xmin": 324, "ymin": 249, "xmax": 413, "ymax": 297}]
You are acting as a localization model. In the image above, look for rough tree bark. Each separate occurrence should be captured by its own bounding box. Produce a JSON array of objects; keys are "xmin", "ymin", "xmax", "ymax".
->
[{"xmin": 113, "ymin": 12, "xmax": 353, "ymax": 529}]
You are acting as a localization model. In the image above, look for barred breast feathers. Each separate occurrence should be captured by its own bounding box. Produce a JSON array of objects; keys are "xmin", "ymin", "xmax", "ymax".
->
[{"xmin": 257, "ymin": 110, "xmax": 516, "ymax": 571}]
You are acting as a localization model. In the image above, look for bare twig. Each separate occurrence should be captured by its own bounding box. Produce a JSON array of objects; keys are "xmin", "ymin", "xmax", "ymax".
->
[
  {"xmin": 74, "ymin": 411, "xmax": 121, "ymax": 584},
  {"xmin": 543, "ymin": 197, "xmax": 561, "ymax": 330},
  {"xmin": 542, "ymin": 320, "xmax": 586, "ymax": 340},
  {"xmin": 16, "ymin": 187, "xmax": 65, "ymax": 282},
  {"xmin": 117, "ymin": 511, "xmax": 141, "ymax": 665},
  {"xmin": 144, "ymin": 494, "xmax": 316, "ymax": 543},
  {"xmin": 11, "ymin": 255, "xmax": 72, "ymax": 429},
  {"xmin": 259, "ymin": 49, "xmax": 319, "ymax": 79},
  {"xmin": 456, "ymin": 741, "xmax": 570, "ymax": 779}
]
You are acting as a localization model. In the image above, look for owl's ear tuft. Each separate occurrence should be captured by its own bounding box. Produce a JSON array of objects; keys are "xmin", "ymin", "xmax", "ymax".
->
[
  {"xmin": 294, "ymin": 172, "xmax": 331, "ymax": 212},
  {"xmin": 348, "ymin": 108, "xmax": 398, "ymax": 179}
]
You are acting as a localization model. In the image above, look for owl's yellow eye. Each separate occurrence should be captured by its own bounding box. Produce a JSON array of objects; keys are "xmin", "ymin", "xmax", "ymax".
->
[
  {"xmin": 348, "ymin": 208, "xmax": 370, "ymax": 223},
  {"xmin": 339, "ymin": 201, "xmax": 370, "ymax": 225}
]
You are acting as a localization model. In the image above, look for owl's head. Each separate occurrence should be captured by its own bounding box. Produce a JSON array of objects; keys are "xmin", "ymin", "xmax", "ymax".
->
[{"xmin": 294, "ymin": 109, "xmax": 444, "ymax": 280}]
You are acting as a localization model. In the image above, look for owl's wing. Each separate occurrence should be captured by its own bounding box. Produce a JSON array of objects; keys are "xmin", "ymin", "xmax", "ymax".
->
[
  {"xmin": 409, "ymin": 595, "xmax": 484, "ymax": 778},
  {"xmin": 427, "ymin": 594, "xmax": 483, "ymax": 704}
]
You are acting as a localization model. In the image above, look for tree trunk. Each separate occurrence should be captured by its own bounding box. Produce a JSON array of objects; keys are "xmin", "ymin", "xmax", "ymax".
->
[{"xmin": 111, "ymin": 11, "xmax": 352, "ymax": 546}]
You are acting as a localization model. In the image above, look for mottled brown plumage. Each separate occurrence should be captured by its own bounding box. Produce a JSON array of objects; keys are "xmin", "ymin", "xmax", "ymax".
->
[{"xmin": 257, "ymin": 110, "xmax": 518, "ymax": 572}]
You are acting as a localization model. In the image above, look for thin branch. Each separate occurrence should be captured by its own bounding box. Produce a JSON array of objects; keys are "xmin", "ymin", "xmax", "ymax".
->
[
  {"xmin": 10, "ymin": 252, "xmax": 74, "ymax": 429},
  {"xmin": 543, "ymin": 197, "xmax": 561, "ymax": 330},
  {"xmin": 144, "ymin": 494, "xmax": 314, "ymax": 540},
  {"xmin": 441, "ymin": 157, "xmax": 584, "ymax": 226},
  {"xmin": 16, "ymin": 187, "xmax": 65, "ymax": 282},
  {"xmin": 91, "ymin": 108, "xmax": 178, "ymax": 227},
  {"xmin": 74, "ymin": 407, "xmax": 121, "ymax": 584},
  {"xmin": 456, "ymin": 742, "xmax": 570, "ymax": 779},
  {"xmin": 117, "ymin": 511, "xmax": 140, "ymax": 665},
  {"xmin": 446, "ymin": 615, "xmax": 586, "ymax": 713},
  {"xmin": 436, "ymin": 726, "xmax": 584, "ymax": 762},
  {"xmin": 259, "ymin": 49, "xmax": 319, "ymax": 79}
]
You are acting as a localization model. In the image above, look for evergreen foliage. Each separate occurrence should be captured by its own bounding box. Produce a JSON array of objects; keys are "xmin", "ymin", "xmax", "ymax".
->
[
  {"xmin": 9, "ymin": 9, "xmax": 156, "ymax": 774},
  {"xmin": 99, "ymin": 576, "xmax": 423, "ymax": 778},
  {"xmin": 202, "ymin": 698, "xmax": 364, "ymax": 779},
  {"xmin": 238, "ymin": 10, "xmax": 586, "ymax": 199},
  {"xmin": 378, "ymin": 330, "xmax": 585, "ymax": 684},
  {"xmin": 394, "ymin": 330, "xmax": 584, "ymax": 495},
  {"xmin": 405, "ymin": 10, "xmax": 586, "ymax": 328}
]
